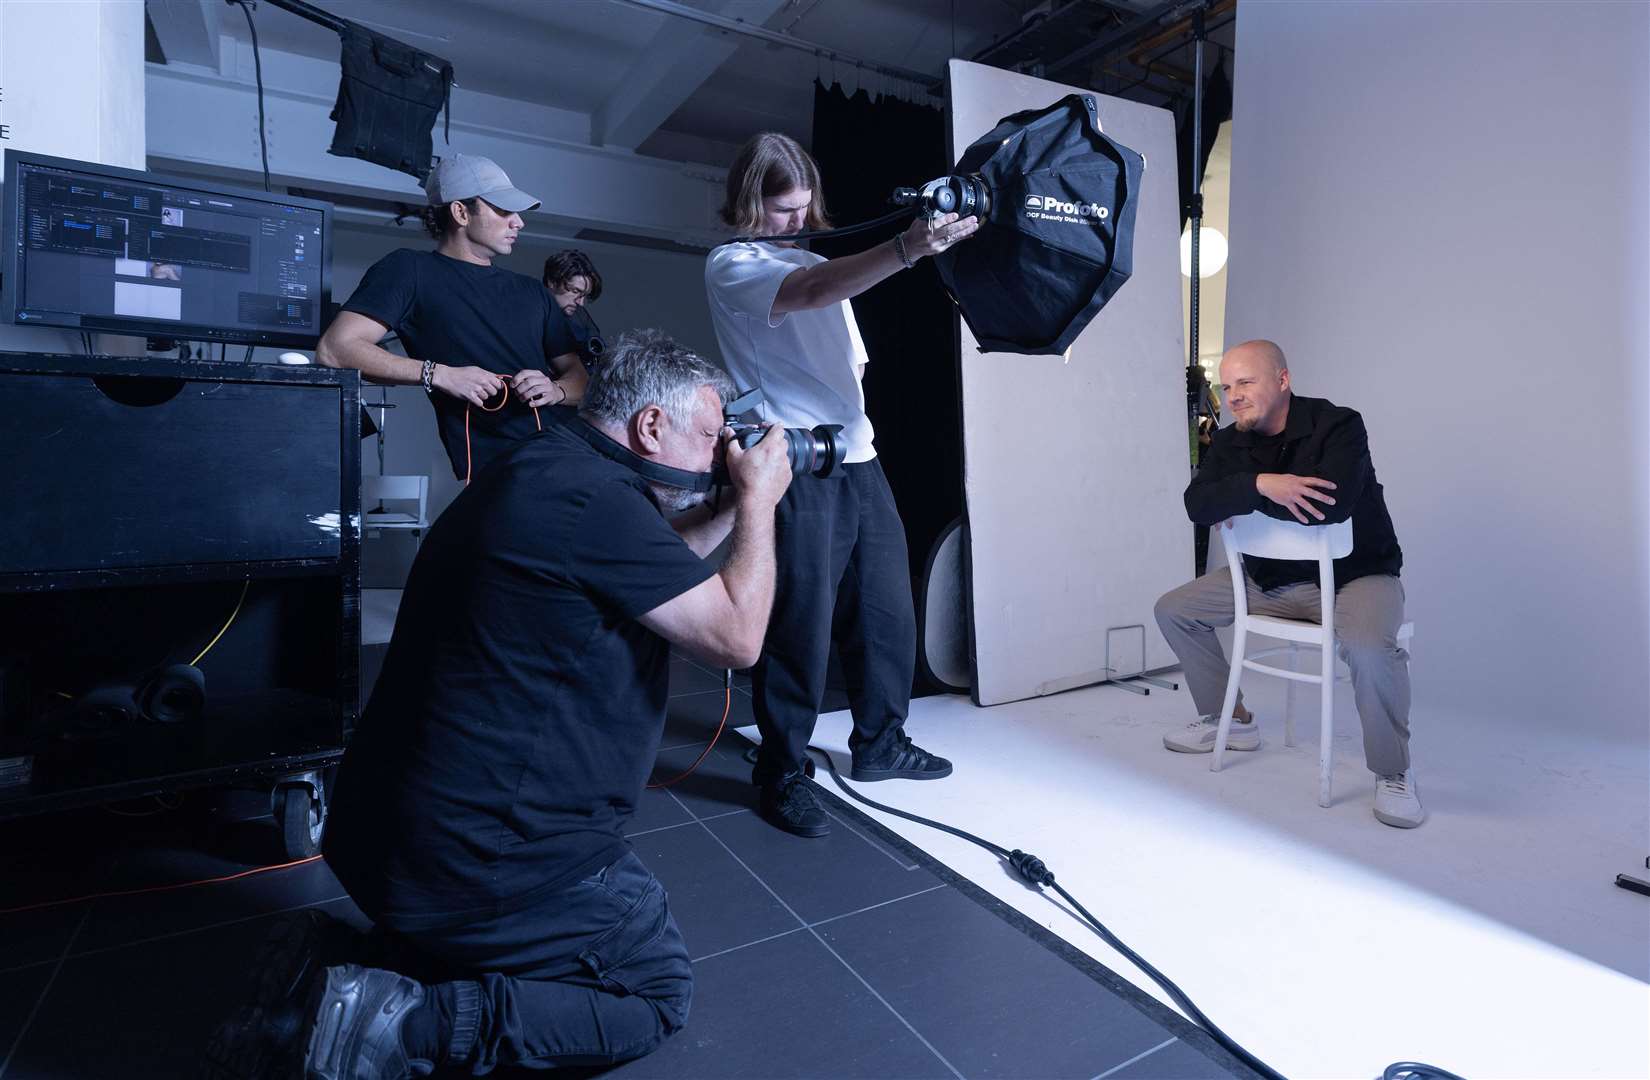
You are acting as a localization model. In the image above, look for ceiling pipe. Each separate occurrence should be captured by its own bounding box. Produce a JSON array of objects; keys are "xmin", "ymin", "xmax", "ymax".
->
[
  {"xmin": 1118, "ymin": 0, "xmax": 1236, "ymax": 80},
  {"xmin": 1045, "ymin": 0, "xmax": 1211, "ymax": 80},
  {"xmin": 606, "ymin": 0, "xmax": 942, "ymax": 94}
]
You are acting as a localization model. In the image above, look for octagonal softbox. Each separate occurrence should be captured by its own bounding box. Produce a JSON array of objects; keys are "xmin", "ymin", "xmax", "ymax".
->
[{"xmin": 934, "ymin": 94, "xmax": 1145, "ymax": 356}]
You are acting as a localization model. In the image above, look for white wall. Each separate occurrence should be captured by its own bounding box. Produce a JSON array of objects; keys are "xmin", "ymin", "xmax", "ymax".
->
[
  {"xmin": 1223, "ymin": 1, "xmax": 1649, "ymax": 739},
  {"xmin": 0, "ymin": 0, "xmax": 146, "ymax": 355}
]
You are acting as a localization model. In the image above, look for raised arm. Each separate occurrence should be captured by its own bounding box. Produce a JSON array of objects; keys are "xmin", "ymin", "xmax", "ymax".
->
[
  {"xmin": 637, "ymin": 427, "xmax": 791, "ymax": 668},
  {"xmin": 770, "ymin": 212, "xmax": 979, "ymax": 315}
]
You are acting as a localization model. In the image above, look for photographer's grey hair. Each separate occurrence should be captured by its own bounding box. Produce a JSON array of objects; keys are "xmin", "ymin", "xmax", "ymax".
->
[{"xmin": 581, "ymin": 330, "xmax": 734, "ymax": 429}]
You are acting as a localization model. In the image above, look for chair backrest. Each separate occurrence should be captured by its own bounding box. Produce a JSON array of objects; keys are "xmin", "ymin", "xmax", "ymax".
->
[
  {"xmin": 1221, "ymin": 512, "xmax": 1352, "ymax": 626},
  {"xmin": 363, "ymin": 474, "xmax": 428, "ymax": 525},
  {"xmin": 1225, "ymin": 513, "xmax": 1352, "ymax": 562}
]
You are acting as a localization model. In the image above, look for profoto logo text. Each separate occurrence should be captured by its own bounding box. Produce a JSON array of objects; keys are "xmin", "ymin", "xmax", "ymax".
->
[{"xmin": 1023, "ymin": 194, "xmax": 1109, "ymax": 225}]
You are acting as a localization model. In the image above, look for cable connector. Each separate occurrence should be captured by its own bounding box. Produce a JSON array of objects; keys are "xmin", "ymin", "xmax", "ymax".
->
[{"xmin": 1009, "ymin": 849, "xmax": 1055, "ymax": 887}]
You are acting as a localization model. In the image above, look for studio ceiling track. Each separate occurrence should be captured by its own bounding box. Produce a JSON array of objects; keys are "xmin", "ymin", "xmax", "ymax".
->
[{"xmin": 607, "ymin": 0, "xmax": 941, "ymax": 94}]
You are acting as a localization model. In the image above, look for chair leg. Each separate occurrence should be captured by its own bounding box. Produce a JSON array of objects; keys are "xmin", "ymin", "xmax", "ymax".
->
[
  {"xmin": 1284, "ymin": 643, "xmax": 1299, "ymax": 747},
  {"xmin": 1212, "ymin": 626, "xmax": 1247, "ymax": 773},
  {"xmin": 1318, "ymin": 639, "xmax": 1334, "ymax": 807}
]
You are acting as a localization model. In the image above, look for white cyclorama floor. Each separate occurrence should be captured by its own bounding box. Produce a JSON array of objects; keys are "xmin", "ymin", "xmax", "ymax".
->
[{"xmin": 737, "ymin": 672, "xmax": 1650, "ymax": 1080}]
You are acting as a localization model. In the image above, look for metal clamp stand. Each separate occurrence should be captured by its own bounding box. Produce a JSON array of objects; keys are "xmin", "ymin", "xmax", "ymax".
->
[
  {"xmin": 1616, "ymin": 856, "xmax": 1650, "ymax": 898},
  {"xmin": 1101, "ymin": 625, "xmax": 1182, "ymax": 696},
  {"xmin": 366, "ymin": 386, "xmax": 398, "ymax": 515}
]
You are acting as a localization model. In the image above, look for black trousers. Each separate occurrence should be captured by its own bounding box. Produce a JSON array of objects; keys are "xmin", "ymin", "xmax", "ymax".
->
[
  {"xmin": 370, "ymin": 851, "xmax": 692, "ymax": 1073},
  {"xmin": 751, "ymin": 458, "xmax": 917, "ymax": 786}
]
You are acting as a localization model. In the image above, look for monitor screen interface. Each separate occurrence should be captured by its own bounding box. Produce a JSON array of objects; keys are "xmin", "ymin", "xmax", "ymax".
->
[{"xmin": 4, "ymin": 154, "xmax": 330, "ymax": 347}]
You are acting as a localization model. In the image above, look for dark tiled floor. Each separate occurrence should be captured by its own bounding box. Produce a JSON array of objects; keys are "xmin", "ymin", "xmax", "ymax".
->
[{"xmin": 0, "ymin": 655, "xmax": 1252, "ymax": 1079}]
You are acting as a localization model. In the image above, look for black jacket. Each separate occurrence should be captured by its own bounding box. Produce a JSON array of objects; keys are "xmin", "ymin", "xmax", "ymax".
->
[{"xmin": 1185, "ymin": 394, "xmax": 1402, "ymax": 590}]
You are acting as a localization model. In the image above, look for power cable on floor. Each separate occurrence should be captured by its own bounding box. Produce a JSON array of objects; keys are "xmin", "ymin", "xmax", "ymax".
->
[
  {"xmin": 808, "ymin": 746, "xmax": 1467, "ymax": 1080},
  {"xmin": 0, "ymin": 855, "xmax": 323, "ymax": 917}
]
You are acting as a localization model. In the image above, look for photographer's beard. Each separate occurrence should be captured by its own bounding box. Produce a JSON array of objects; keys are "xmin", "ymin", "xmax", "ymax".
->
[{"xmin": 649, "ymin": 482, "xmax": 710, "ymax": 514}]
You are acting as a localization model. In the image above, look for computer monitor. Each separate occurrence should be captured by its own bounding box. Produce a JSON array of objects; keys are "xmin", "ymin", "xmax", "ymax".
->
[{"xmin": 0, "ymin": 151, "xmax": 333, "ymax": 349}]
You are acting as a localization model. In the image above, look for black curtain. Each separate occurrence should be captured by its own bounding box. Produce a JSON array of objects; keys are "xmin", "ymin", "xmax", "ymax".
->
[{"xmin": 810, "ymin": 81, "xmax": 963, "ymax": 696}]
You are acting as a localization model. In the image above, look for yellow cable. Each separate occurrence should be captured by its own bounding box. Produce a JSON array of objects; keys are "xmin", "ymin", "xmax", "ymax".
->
[{"xmin": 190, "ymin": 579, "xmax": 250, "ymax": 666}]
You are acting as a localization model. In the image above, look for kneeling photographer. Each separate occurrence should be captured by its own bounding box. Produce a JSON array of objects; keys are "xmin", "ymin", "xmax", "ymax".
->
[
  {"xmin": 207, "ymin": 331, "xmax": 791, "ymax": 1079},
  {"xmin": 705, "ymin": 132, "xmax": 978, "ymax": 838}
]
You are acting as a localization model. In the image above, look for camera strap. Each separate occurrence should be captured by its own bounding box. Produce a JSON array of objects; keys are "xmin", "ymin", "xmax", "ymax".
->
[{"xmin": 564, "ymin": 418, "xmax": 715, "ymax": 494}]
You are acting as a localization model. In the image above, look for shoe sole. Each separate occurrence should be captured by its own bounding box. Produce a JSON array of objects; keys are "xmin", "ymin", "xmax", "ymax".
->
[
  {"xmin": 1373, "ymin": 807, "xmax": 1426, "ymax": 828},
  {"xmin": 849, "ymin": 763, "xmax": 954, "ymax": 781},
  {"xmin": 202, "ymin": 911, "xmax": 334, "ymax": 1079},
  {"xmin": 1163, "ymin": 738, "xmax": 1259, "ymax": 754}
]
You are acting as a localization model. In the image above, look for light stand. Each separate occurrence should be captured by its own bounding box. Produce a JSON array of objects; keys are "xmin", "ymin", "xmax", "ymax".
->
[
  {"xmin": 1185, "ymin": 7, "xmax": 1220, "ymax": 575},
  {"xmin": 1188, "ymin": 6, "xmax": 1206, "ymax": 407}
]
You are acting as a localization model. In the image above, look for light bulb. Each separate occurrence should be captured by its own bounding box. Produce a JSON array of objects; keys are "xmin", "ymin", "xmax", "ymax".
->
[{"xmin": 1180, "ymin": 226, "xmax": 1228, "ymax": 278}]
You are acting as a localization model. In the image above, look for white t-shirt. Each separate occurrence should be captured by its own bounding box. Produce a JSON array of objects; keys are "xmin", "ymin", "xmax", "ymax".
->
[{"xmin": 704, "ymin": 242, "xmax": 876, "ymax": 463}]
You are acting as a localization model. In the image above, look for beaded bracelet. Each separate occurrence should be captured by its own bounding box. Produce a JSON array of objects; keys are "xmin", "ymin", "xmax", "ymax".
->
[{"xmin": 893, "ymin": 232, "xmax": 914, "ymax": 269}]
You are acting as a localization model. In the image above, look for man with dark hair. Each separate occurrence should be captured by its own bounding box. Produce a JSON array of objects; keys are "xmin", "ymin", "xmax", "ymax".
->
[
  {"xmin": 541, "ymin": 249, "xmax": 602, "ymax": 316},
  {"xmin": 1154, "ymin": 340, "xmax": 1422, "ymax": 828},
  {"xmin": 543, "ymin": 249, "xmax": 605, "ymax": 361},
  {"xmin": 317, "ymin": 154, "xmax": 585, "ymax": 483},
  {"xmin": 705, "ymin": 131, "xmax": 979, "ymax": 837},
  {"xmin": 206, "ymin": 330, "xmax": 793, "ymax": 1078}
]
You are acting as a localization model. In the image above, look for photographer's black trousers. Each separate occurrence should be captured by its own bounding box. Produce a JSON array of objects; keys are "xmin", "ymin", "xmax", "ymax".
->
[
  {"xmin": 370, "ymin": 851, "xmax": 692, "ymax": 1073},
  {"xmin": 751, "ymin": 458, "xmax": 916, "ymax": 787}
]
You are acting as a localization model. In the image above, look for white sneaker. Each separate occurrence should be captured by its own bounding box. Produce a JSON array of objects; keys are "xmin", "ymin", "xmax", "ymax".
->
[
  {"xmin": 1163, "ymin": 716, "xmax": 1259, "ymax": 754},
  {"xmin": 1373, "ymin": 771, "xmax": 1426, "ymax": 828}
]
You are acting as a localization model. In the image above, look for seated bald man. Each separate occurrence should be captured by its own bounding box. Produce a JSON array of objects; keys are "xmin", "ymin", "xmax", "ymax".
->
[{"xmin": 1153, "ymin": 340, "xmax": 1422, "ymax": 828}]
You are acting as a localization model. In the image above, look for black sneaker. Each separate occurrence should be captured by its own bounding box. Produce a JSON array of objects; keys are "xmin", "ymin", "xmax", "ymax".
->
[
  {"xmin": 851, "ymin": 733, "xmax": 952, "ymax": 782},
  {"xmin": 302, "ymin": 963, "xmax": 433, "ymax": 1080},
  {"xmin": 203, "ymin": 909, "xmax": 354, "ymax": 1079},
  {"xmin": 758, "ymin": 773, "xmax": 830, "ymax": 838}
]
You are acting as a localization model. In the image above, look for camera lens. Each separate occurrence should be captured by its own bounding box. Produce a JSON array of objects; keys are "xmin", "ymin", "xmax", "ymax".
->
[
  {"xmin": 734, "ymin": 424, "xmax": 846, "ymax": 479},
  {"xmin": 784, "ymin": 424, "xmax": 845, "ymax": 478}
]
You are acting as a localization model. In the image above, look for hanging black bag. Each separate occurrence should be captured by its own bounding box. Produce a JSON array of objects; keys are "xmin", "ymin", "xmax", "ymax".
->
[{"xmin": 328, "ymin": 25, "xmax": 453, "ymax": 182}]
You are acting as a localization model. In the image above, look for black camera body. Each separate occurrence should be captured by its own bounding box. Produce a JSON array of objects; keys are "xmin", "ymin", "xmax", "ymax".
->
[{"xmin": 719, "ymin": 388, "xmax": 846, "ymax": 481}]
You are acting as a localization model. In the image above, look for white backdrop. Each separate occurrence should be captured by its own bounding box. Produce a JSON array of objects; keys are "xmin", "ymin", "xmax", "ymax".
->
[
  {"xmin": 948, "ymin": 61, "xmax": 1191, "ymax": 707},
  {"xmin": 1222, "ymin": 1, "xmax": 1649, "ymax": 740}
]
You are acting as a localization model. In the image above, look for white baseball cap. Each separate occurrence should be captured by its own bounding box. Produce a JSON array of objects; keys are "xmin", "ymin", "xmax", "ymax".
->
[{"xmin": 423, "ymin": 154, "xmax": 540, "ymax": 213}]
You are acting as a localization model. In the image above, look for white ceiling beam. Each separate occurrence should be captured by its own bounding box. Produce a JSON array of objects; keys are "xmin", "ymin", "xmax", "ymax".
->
[
  {"xmin": 144, "ymin": 0, "xmax": 222, "ymax": 69},
  {"xmin": 145, "ymin": 43, "xmax": 729, "ymax": 248},
  {"xmin": 592, "ymin": 0, "xmax": 789, "ymax": 150}
]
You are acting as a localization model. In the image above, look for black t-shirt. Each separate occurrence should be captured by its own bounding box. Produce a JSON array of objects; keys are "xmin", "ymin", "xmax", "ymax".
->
[
  {"xmin": 323, "ymin": 421, "xmax": 717, "ymax": 930},
  {"xmin": 342, "ymin": 248, "xmax": 580, "ymax": 480}
]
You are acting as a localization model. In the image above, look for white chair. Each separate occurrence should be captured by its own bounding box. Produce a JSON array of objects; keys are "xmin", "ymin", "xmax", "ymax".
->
[
  {"xmin": 362, "ymin": 474, "xmax": 429, "ymax": 540},
  {"xmin": 1211, "ymin": 512, "xmax": 1414, "ymax": 807}
]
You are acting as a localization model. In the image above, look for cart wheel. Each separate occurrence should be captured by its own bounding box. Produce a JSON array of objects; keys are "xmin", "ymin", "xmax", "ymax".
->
[{"xmin": 280, "ymin": 784, "xmax": 325, "ymax": 860}]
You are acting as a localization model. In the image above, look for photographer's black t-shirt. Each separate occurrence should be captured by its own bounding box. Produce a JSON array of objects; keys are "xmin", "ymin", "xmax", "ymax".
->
[
  {"xmin": 324, "ymin": 422, "xmax": 717, "ymax": 930},
  {"xmin": 342, "ymin": 248, "xmax": 580, "ymax": 480}
]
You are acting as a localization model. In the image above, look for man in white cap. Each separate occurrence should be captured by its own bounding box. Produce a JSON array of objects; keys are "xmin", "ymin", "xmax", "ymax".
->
[{"xmin": 318, "ymin": 154, "xmax": 585, "ymax": 483}]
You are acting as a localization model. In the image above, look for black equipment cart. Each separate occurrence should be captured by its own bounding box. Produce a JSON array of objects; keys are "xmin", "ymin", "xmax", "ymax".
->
[{"xmin": 0, "ymin": 354, "xmax": 361, "ymax": 859}]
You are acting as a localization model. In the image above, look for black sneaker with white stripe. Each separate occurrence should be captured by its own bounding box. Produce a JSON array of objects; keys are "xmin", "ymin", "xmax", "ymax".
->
[{"xmin": 850, "ymin": 732, "xmax": 952, "ymax": 782}]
